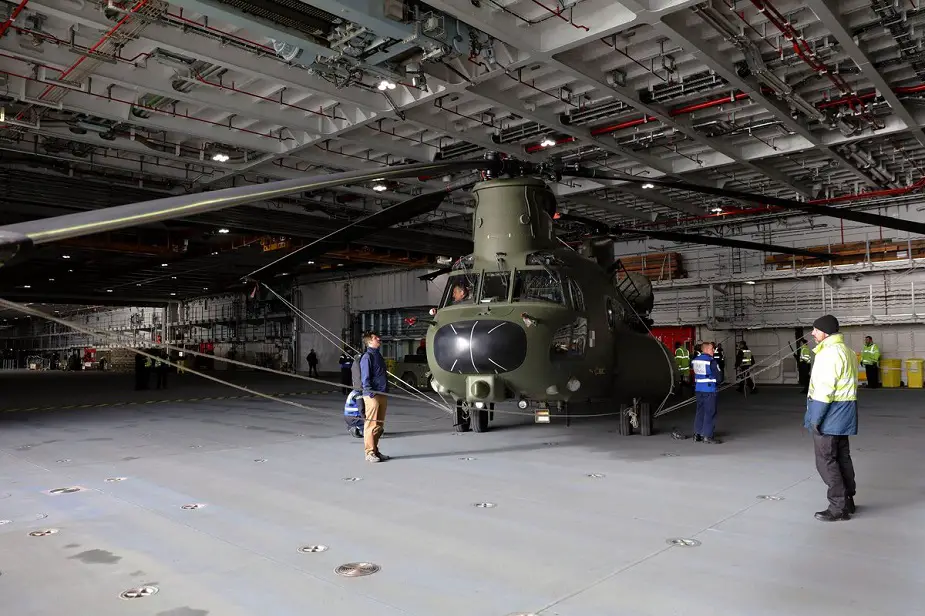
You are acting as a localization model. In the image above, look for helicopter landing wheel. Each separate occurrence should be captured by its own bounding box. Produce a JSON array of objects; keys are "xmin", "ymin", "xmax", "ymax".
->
[
  {"xmin": 454, "ymin": 402, "xmax": 471, "ymax": 432},
  {"xmin": 473, "ymin": 408, "xmax": 490, "ymax": 432},
  {"xmin": 618, "ymin": 403, "xmax": 632, "ymax": 436},
  {"xmin": 639, "ymin": 402, "xmax": 653, "ymax": 437}
]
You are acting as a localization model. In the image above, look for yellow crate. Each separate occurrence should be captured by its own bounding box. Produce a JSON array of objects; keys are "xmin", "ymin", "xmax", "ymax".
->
[
  {"xmin": 906, "ymin": 359, "xmax": 924, "ymax": 389},
  {"xmin": 880, "ymin": 358, "xmax": 902, "ymax": 388}
]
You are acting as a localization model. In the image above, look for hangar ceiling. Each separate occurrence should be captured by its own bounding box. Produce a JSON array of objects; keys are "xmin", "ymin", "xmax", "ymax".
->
[{"xmin": 2, "ymin": 0, "xmax": 925, "ymax": 301}]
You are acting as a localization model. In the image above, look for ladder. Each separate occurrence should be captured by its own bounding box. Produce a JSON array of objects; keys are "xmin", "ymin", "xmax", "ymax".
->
[{"xmin": 613, "ymin": 259, "xmax": 642, "ymax": 308}]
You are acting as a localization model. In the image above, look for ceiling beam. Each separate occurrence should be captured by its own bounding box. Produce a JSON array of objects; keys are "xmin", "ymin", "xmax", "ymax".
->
[
  {"xmin": 804, "ymin": 0, "xmax": 925, "ymax": 147},
  {"xmin": 655, "ymin": 10, "xmax": 880, "ymax": 188}
]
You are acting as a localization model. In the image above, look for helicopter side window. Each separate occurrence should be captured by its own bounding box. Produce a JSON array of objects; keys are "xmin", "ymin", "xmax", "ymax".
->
[
  {"xmin": 512, "ymin": 270, "xmax": 566, "ymax": 305},
  {"xmin": 479, "ymin": 271, "xmax": 511, "ymax": 303},
  {"xmin": 550, "ymin": 317, "xmax": 588, "ymax": 360},
  {"xmin": 440, "ymin": 274, "xmax": 479, "ymax": 308},
  {"xmin": 569, "ymin": 279, "xmax": 585, "ymax": 312}
]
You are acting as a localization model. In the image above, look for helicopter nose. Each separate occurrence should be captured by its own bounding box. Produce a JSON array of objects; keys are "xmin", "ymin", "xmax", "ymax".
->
[{"xmin": 432, "ymin": 319, "xmax": 527, "ymax": 375}]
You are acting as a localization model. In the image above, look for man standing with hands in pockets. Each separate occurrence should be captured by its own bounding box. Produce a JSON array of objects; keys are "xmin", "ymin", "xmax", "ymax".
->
[{"xmin": 805, "ymin": 315, "xmax": 858, "ymax": 522}]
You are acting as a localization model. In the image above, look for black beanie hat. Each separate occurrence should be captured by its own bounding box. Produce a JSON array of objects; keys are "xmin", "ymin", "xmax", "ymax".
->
[{"xmin": 813, "ymin": 314, "xmax": 839, "ymax": 335}]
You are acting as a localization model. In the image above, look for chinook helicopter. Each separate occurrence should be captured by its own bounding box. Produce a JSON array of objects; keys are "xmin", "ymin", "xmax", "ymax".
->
[{"xmin": 1, "ymin": 154, "xmax": 924, "ymax": 436}]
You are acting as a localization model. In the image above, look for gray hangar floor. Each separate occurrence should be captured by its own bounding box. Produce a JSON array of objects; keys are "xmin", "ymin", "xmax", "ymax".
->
[{"xmin": 1, "ymin": 371, "xmax": 923, "ymax": 615}]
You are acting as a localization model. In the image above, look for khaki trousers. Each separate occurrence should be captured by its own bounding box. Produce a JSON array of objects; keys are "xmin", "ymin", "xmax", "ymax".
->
[{"xmin": 362, "ymin": 394, "xmax": 387, "ymax": 456}]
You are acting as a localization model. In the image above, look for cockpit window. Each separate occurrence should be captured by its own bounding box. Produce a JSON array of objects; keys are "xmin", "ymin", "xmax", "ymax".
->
[
  {"xmin": 440, "ymin": 274, "xmax": 479, "ymax": 308},
  {"xmin": 479, "ymin": 272, "xmax": 511, "ymax": 303},
  {"xmin": 513, "ymin": 270, "xmax": 566, "ymax": 305}
]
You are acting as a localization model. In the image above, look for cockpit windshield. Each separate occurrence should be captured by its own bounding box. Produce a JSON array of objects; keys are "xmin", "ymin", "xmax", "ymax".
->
[
  {"xmin": 513, "ymin": 269, "xmax": 566, "ymax": 305},
  {"xmin": 479, "ymin": 271, "xmax": 511, "ymax": 303},
  {"xmin": 440, "ymin": 273, "xmax": 479, "ymax": 308}
]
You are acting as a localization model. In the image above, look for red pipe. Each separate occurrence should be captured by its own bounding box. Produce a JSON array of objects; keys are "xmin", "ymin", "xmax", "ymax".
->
[
  {"xmin": 0, "ymin": 0, "xmax": 29, "ymax": 39},
  {"xmin": 37, "ymin": 0, "xmax": 150, "ymax": 100},
  {"xmin": 527, "ymin": 0, "xmax": 590, "ymax": 31}
]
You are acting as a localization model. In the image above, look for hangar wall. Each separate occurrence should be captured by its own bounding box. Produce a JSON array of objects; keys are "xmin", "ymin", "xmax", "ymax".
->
[
  {"xmin": 615, "ymin": 203, "xmax": 925, "ymax": 384},
  {"xmin": 296, "ymin": 268, "xmax": 448, "ymax": 371}
]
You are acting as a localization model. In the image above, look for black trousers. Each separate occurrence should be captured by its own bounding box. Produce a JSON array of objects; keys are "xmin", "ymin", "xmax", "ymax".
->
[
  {"xmin": 798, "ymin": 364, "xmax": 811, "ymax": 391},
  {"xmin": 865, "ymin": 364, "xmax": 880, "ymax": 388},
  {"xmin": 340, "ymin": 368, "xmax": 352, "ymax": 395},
  {"xmin": 813, "ymin": 432, "xmax": 856, "ymax": 514}
]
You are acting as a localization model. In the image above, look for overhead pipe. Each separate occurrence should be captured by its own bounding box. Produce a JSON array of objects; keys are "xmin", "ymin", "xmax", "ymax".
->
[
  {"xmin": 640, "ymin": 176, "xmax": 925, "ymax": 231},
  {"xmin": 0, "ymin": 67, "xmax": 294, "ymax": 143},
  {"xmin": 0, "ymin": 0, "xmax": 29, "ymax": 39}
]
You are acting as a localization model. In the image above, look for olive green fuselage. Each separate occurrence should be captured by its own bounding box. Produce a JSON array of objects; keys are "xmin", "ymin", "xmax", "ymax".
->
[{"xmin": 424, "ymin": 177, "xmax": 678, "ymax": 408}]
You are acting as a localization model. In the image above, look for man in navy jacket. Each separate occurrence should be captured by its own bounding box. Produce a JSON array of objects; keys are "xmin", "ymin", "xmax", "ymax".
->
[
  {"xmin": 359, "ymin": 331, "xmax": 389, "ymax": 462},
  {"xmin": 692, "ymin": 341, "xmax": 724, "ymax": 444}
]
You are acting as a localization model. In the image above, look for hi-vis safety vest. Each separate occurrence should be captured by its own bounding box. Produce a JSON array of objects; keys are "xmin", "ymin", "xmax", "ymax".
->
[
  {"xmin": 740, "ymin": 349, "xmax": 753, "ymax": 366},
  {"xmin": 692, "ymin": 354, "xmax": 719, "ymax": 393},
  {"xmin": 675, "ymin": 347, "xmax": 690, "ymax": 370},
  {"xmin": 799, "ymin": 346, "xmax": 812, "ymax": 364},
  {"xmin": 861, "ymin": 343, "xmax": 880, "ymax": 366},
  {"xmin": 809, "ymin": 333, "xmax": 858, "ymax": 403}
]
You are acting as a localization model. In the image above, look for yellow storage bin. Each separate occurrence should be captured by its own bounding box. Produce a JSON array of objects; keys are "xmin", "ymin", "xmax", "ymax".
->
[
  {"xmin": 880, "ymin": 358, "xmax": 902, "ymax": 388},
  {"xmin": 906, "ymin": 359, "xmax": 924, "ymax": 389}
]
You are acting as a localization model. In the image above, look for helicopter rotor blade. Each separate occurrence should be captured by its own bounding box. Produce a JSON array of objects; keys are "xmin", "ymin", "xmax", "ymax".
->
[
  {"xmin": 608, "ymin": 227, "xmax": 839, "ymax": 260},
  {"xmin": 244, "ymin": 176, "xmax": 480, "ymax": 280},
  {"xmin": 0, "ymin": 160, "xmax": 493, "ymax": 255},
  {"xmin": 564, "ymin": 166, "xmax": 925, "ymax": 236},
  {"xmin": 555, "ymin": 212, "xmax": 836, "ymax": 259}
]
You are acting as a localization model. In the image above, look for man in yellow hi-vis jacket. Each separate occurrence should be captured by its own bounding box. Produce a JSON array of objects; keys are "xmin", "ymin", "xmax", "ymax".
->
[
  {"xmin": 861, "ymin": 336, "xmax": 881, "ymax": 388},
  {"xmin": 806, "ymin": 314, "xmax": 858, "ymax": 522}
]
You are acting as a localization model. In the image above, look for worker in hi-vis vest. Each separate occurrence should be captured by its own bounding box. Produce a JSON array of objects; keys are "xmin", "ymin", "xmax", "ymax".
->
[
  {"xmin": 861, "ymin": 336, "xmax": 881, "ymax": 388},
  {"xmin": 795, "ymin": 337, "xmax": 813, "ymax": 394},
  {"xmin": 735, "ymin": 340, "xmax": 757, "ymax": 393},
  {"xmin": 674, "ymin": 341, "xmax": 691, "ymax": 391}
]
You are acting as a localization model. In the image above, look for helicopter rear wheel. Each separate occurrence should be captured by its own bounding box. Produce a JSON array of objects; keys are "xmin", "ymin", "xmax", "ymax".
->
[
  {"xmin": 639, "ymin": 402, "xmax": 652, "ymax": 436},
  {"xmin": 618, "ymin": 403, "xmax": 632, "ymax": 436}
]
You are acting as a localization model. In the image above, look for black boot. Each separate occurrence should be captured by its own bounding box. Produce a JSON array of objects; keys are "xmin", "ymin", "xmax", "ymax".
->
[
  {"xmin": 703, "ymin": 436, "xmax": 723, "ymax": 444},
  {"xmin": 847, "ymin": 496, "xmax": 856, "ymax": 514},
  {"xmin": 814, "ymin": 509, "xmax": 850, "ymax": 522},
  {"xmin": 693, "ymin": 434, "xmax": 703, "ymax": 442}
]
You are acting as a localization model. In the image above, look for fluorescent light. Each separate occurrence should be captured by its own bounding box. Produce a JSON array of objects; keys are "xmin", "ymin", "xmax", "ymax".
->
[
  {"xmin": 744, "ymin": 281, "xmax": 756, "ymax": 285},
  {"xmin": 218, "ymin": 228, "xmax": 230, "ymax": 234},
  {"xmin": 540, "ymin": 137, "xmax": 556, "ymax": 147},
  {"xmin": 307, "ymin": 260, "xmax": 315, "ymax": 265},
  {"xmin": 161, "ymin": 263, "xmax": 168, "ymax": 267},
  {"xmin": 211, "ymin": 152, "xmax": 230, "ymax": 163},
  {"xmin": 106, "ymin": 289, "xmax": 113, "ymax": 292},
  {"xmin": 377, "ymin": 79, "xmax": 396, "ymax": 91},
  {"xmin": 62, "ymin": 254, "xmax": 71, "ymax": 259},
  {"xmin": 641, "ymin": 183, "xmax": 655, "ymax": 189},
  {"xmin": 23, "ymin": 285, "xmax": 30, "ymax": 289},
  {"xmin": 711, "ymin": 207, "xmax": 724, "ymax": 213},
  {"xmin": 372, "ymin": 183, "xmax": 387, "ymax": 192}
]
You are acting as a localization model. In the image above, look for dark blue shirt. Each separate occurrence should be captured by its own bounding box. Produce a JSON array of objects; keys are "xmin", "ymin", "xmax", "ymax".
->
[
  {"xmin": 691, "ymin": 353, "xmax": 723, "ymax": 393},
  {"xmin": 359, "ymin": 347, "xmax": 388, "ymax": 396}
]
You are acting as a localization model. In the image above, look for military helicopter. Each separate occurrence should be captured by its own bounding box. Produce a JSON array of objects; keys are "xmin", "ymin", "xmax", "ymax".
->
[{"xmin": 2, "ymin": 154, "xmax": 924, "ymax": 436}]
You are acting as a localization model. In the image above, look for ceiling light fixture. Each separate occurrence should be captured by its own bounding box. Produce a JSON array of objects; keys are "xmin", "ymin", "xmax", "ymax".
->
[
  {"xmin": 372, "ymin": 183, "xmax": 387, "ymax": 192},
  {"xmin": 711, "ymin": 207, "xmax": 724, "ymax": 213},
  {"xmin": 540, "ymin": 137, "xmax": 556, "ymax": 147},
  {"xmin": 23, "ymin": 285, "xmax": 30, "ymax": 289},
  {"xmin": 62, "ymin": 255, "xmax": 70, "ymax": 259},
  {"xmin": 211, "ymin": 152, "xmax": 230, "ymax": 163},
  {"xmin": 161, "ymin": 263, "xmax": 168, "ymax": 267},
  {"xmin": 744, "ymin": 281, "xmax": 756, "ymax": 285},
  {"xmin": 48, "ymin": 278, "xmax": 54, "ymax": 282},
  {"xmin": 170, "ymin": 292, "xmax": 177, "ymax": 296},
  {"xmin": 377, "ymin": 79, "xmax": 396, "ymax": 91},
  {"xmin": 218, "ymin": 228, "xmax": 229, "ymax": 234},
  {"xmin": 641, "ymin": 183, "xmax": 655, "ymax": 189},
  {"xmin": 106, "ymin": 289, "xmax": 113, "ymax": 293},
  {"xmin": 307, "ymin": 260, "xmax": 315, "ymax": 265}
]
